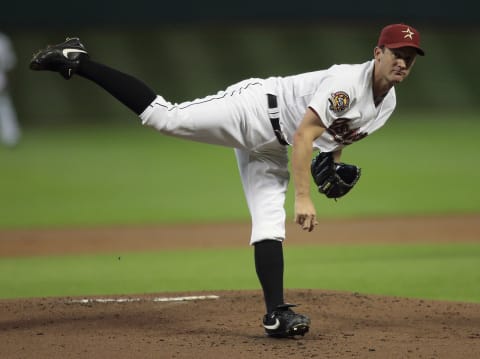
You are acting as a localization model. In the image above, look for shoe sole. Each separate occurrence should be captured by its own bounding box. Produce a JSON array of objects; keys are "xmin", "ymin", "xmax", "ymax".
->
[
  {"xmin": 266, "ymin": 323, "xmax": 310, "ymax": 338},
  {"xmin": 29, "ymin": 58, "xmax": 43, "ymax": 70},
  {"xmin": 288, "ymin": 323, "xmax": 309, "ymax": 337}
]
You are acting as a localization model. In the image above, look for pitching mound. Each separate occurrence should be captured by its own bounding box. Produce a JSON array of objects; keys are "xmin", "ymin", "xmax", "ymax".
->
[{"xmin": 1, "ymin": 289, "xmax": 479, "ymax": 358}]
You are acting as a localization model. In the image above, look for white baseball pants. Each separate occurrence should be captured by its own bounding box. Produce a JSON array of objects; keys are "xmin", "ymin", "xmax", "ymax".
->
[
  {"xmin": 139, "ymin": 79, "xmax": 290, "ymax": 244},
  {"xmin": 0, "ymin": 91, "xmax": 20, "ymax": 146}
]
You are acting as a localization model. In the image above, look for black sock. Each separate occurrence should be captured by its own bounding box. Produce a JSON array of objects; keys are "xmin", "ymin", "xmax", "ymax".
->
[
  {"xmin": 76, "ymin": 59, "xmax": 157, "ymax": 115},
  {"xmin": 254, "ymin": 239, "xmax": 285, "ymax": 314}
]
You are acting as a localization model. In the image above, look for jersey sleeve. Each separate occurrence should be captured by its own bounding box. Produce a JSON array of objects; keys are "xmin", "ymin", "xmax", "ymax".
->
[
  {"xmin": 307, "ymin": 77, "xmax": 366, "ymax": 152},
  {"xmin": 307, "ymin": 78, "xmax": 359, "ymax": 128}
]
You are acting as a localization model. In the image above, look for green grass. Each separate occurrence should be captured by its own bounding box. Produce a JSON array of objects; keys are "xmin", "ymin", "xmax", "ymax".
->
[
  {"xmin": 1, "ymin": 112, "xmax": 479, "ymax": 303},
  {"xmin": 1, "ymin": 243, "xmax": 479, "ymax": 302},
  {"xmin": 285, "ymin": 243, "xmax": 480, "ymax": 303},
  {"xmin": 0, "ymin": 122, "xmax": 247, "ymax": 228},
  {"xmin": 1, "ymin": 111, "xmax": 479, "ymax": 229}
]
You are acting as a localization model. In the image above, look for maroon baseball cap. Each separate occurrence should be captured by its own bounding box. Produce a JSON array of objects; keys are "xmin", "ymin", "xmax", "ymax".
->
[{"xmin": 377, "ymin": 24, "xmax": 425, "ymax": 56}]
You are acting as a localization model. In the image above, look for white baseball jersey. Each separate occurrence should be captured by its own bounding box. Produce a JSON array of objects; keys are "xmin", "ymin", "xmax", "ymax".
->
[
  {"xmin": 0, "ymin": 33, "xmax": 16, "ymax": 91},
  {"xmin": 140, "ymin": 59, "xmax": 396, "ymax": 244},
  {"xmin": 264, "ymin": 59, "xmax": 396, "ymax": 152},
  {"xmin": 0, "ymin": 32, "xmax": 20, "ymax": 146}
]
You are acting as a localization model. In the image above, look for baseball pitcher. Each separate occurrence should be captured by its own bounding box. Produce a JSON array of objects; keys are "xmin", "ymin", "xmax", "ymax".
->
[{"xmin": 30, "ymin": 23, "xmax": 424, "ymax": 338}]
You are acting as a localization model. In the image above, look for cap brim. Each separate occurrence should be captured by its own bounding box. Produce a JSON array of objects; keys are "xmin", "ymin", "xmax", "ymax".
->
[{"xmin": 386, "ymin": 42, "xmax": 425, "ymax": 56}]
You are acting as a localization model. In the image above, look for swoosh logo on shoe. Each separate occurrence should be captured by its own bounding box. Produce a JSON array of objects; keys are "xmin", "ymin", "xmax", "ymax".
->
[
  {"xmin": 62, "ymin": 48, "xmax": 87, "ymax": 58},
  {"xmin": 263, "ymin": 318, "xmax": 280, "ymax": 330}
]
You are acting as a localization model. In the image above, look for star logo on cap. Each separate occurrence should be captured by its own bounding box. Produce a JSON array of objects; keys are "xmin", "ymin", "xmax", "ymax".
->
[{"xmin": 402, "ymin": 27, "xmax": 414, "ymax": 40}]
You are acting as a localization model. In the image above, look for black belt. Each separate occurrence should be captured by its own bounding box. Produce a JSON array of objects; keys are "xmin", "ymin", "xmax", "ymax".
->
[{"xmin": 267, "ymin": 94, "xmax": 289, "ymax": 146}]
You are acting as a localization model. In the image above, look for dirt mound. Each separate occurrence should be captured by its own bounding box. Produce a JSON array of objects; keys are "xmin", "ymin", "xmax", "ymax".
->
[{"xmin": 1, "ymin": 289, "xmax": 479, "ymax": 359}]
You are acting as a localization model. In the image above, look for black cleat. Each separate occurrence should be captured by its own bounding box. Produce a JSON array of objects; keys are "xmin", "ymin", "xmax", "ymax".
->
[
  {"xmin": 30, "ymin": 37, "xmax": 89, "ymax": 79},
  {"xmin": 262, "ymin": 304, "xmax": 310, "ymax": 338}
]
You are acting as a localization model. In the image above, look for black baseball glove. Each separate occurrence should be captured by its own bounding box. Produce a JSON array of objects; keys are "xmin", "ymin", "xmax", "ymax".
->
[{"xmin": 311, "ymin": 152, "xmax": 361, "ymax": 199}]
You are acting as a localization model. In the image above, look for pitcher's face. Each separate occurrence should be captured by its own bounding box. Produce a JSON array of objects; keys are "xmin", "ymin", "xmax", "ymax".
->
[{"xmin": 375, "ymin": 46, "xmax": 417, "ymax": 85}]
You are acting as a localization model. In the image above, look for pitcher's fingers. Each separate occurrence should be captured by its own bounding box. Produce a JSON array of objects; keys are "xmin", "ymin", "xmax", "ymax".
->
[
  {"xmin": 309, "ymin": 217, "xmax": 317, "ymax": 232},
  {"xmin": 302, "ymin": 216, "xmax": 313, "ymax": 231},
  {"xmin": 295, "ymin": 214, "xmax": 305, "ymax": 225}
]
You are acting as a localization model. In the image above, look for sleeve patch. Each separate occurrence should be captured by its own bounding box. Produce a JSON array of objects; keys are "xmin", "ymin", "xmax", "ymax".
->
[{"xmin": 328, "ymin": 91, "xmax": 350, "ymax": 113}]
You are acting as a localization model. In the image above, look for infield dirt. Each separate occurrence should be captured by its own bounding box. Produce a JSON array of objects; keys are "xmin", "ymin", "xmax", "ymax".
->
[{"xmin": 1, "ymin": 215, "xmax": 479, "ymax": 358}]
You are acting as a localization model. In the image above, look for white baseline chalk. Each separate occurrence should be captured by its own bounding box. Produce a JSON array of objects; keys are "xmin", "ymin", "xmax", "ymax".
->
[{"xmin": 70, "ymin": 295, "xmax": 220, "ymax": 304}]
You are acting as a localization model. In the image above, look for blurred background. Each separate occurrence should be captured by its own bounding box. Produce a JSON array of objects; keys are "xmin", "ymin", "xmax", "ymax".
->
[
  {"xmin": 0, "ymin": 0, "xmax": 479, "ymax": 228},
  {"xmin": 2, "ymin": 0, "xmax": 479, "ymax": 125}
]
